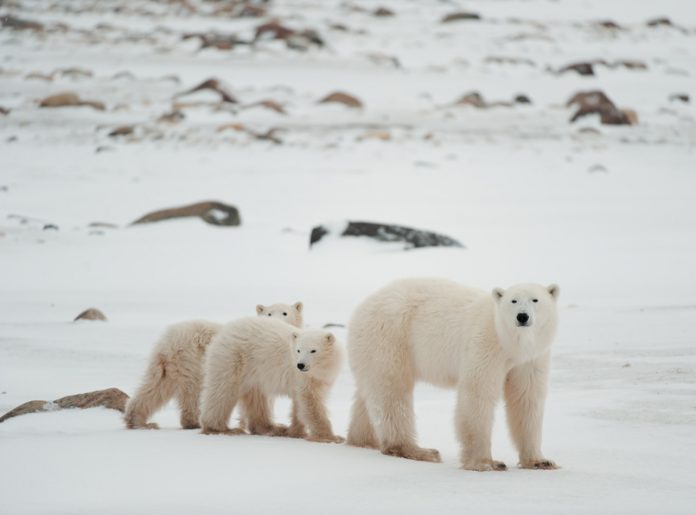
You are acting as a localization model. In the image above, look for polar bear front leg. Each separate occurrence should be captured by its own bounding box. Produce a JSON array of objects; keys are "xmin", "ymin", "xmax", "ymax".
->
[
  {"xmin": 504, "ymin": 353, "xmax": 558, "ymax": 470},
  {"xmin": 297, "ymin": 383, "xmax": 344, "ymax": 444},
  {"xmin": 456, "ymin": 375, "xmax": 507, "ymax": 471}
]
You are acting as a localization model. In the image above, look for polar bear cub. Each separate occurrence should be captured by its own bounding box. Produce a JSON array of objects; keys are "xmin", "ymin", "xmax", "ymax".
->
[
  {"xmin": 199, "ymin": 317, "xmax": 343, "ymax": 443},
  {"xmin": 346, "ymin": 278, "xmax": 560, "ymax": 471},
  {"xmin": 124, "ymin": 302, "xmax": 303, "ymax": 430}
]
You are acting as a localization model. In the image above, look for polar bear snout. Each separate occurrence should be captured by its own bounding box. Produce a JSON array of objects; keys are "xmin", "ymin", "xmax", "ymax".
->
[
  {"xmin": 297, "ymin": 362, "xmax": 309, "ymax": 371},
  {"xmin": 516, "ymin": 312, "xmax": 530, "ymax": 326}
]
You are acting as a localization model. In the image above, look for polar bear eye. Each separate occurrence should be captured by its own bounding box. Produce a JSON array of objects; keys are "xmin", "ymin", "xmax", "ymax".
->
[
  {"xmin": 310, "ymin": 350, "xmax": 316, "ymax": 353},
  {"xmin": 533, "ymin": 299, "xmax": 538, "ymax": 303},
  {"xmin": 267, "ymin": 313, "xmax": 272, "ymax": 317},
  {"xmin": 283, "ymin": 312, "xmax": 287, "ymax": 316},
  {"xmin": 511, "ymin": 300, "xmax": 517, "ymax": 304},
  {"xmin": 296, "ymin": 349, "xmax": 300, "ymax": 353}
]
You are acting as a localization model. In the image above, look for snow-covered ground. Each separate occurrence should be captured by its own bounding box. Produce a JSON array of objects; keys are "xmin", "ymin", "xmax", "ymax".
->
[{"xmin": 1, "ymin": 1, "xmax": 695, "ymax": 513}]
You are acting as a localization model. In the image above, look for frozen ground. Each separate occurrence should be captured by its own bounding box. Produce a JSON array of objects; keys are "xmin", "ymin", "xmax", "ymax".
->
[{"xmin": 1, "ymin": 0, "xmax": 695, "ymax": 514}]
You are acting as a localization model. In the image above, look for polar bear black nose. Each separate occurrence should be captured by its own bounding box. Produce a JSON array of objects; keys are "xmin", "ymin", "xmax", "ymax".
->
[
  {"xmin": 297, "ymin": 363, "xmax": 305, "ymax": 370},
  {"xmin": 517, "ymin": 313, "xmax": 529, "ymax": 324}
]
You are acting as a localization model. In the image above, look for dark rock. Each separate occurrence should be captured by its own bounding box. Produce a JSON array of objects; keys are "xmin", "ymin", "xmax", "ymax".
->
[
  {"xmin": 567, "ymin": 90, "xmax": 637, "ymax": 125},
  {"xmin": 559, "ymin": 62, "xmax": 595, "ymax": 76},
  {"xmin": 177, "ymin": 78, "xmax": 237, "ymax": 104},
  {"xmin": 442, "ymin": 12, "xmax": 481, "ymax": 23},
  {"xmin": 74, "ymin": 308, "xmax": 108, "ymax": 321},
  {"xmin": 108, "ymin": 125, "xmax": 134, "ymax": 137},
  {"xmin": 309, "ymin": 221, "xmax": 464, "ymax": 250},
  {"xmin": 514, "ymin": 94, "xmax": 532, "ymax": 104},
  {"xmin": 0, "ymin": 106, "xmax": 9, "ymax": 115},
  {"xmin": 1, "ymin": 15, "xmax": 43, "ymax": 31},
  {"xmin": 131, "ymin": 200, "xmax": 241, "ymax": 227},
  {"xmin": 646, "ymin": 17, "xmax": 674, "ymax": 28},
  {"xmin": 0, "ymin": 388, "xmax": 129, "ymax": 423},
  {"xmin": 595, "ymin": 20, "xmax": 624, "ymax": 30},
  {"xmin": 319, "ymin": 91, "xmax": 363, "ymax": 109},
  {"xmin": 669, "ymin": 93, "xmax": 689, "ymax": 103},
  {"xmin": 43, "ymin": 224, "xmax": 59, "ymax": 231},
  {"xmin": 374, "ymin": 7, "xmax": 395, "ymax": 17}
]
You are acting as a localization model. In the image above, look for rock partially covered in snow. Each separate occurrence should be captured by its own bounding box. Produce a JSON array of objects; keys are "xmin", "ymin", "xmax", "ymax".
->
[
  {"xmin": 131, "ymin": 201, "xmax": 241, "ymax": 227},
  {"xmin": 0, "ymin": 388, "xmax": 129, "ymax": 423},
  {"xmin": 309, "ymin": 221, "xmax": 464, "ymax": 250},
  {"xmin": 318, "ymin": 91, "xmax": 363, "ymax": 109},
  {"xmin": 567, "ymin": 90, "xmax": 637, "ymax": 125},
  {"xmin": 39, "ymin": 92, "xmax": 105, "ymax": 111}
]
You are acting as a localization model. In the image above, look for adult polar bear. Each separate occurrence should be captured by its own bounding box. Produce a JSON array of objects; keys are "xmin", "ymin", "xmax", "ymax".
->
[{"xmin": 347, "ymin": 278, "xmax": 560, "ymax": 471}]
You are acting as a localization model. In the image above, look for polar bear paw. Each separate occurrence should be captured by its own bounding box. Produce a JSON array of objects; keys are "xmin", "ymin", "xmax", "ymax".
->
[
  {"xmin": 306, "ymin": 434, "xmax": 345, "ymax": 444},
  {"xmin": 462, "ymin": 459, "xmax": 508, "ymax": 472},
  {"xmin": 521, "ymin": 459, "xmax": 559, "ymax": 470},
  {"xmin": 201, "ymin": 427, "xmax": 246, "ymax": 436},
  {"xmin": 382, "ymin": 445, "xmax": 442, "ymax": 463}
]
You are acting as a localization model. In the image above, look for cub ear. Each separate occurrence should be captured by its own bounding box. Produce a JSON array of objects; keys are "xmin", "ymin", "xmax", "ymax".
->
[
  {"xmin": 294, "ymin": 301, "xmax": 303, "ymax": 313},
  {"xmin": 325, "ymin": 333, "xmax": 335, "ymax": 344},
  {"xmin": 492, "ymin": 288, "xmax": 505, "ymax": 302},
  {"xmin": 256, "ymin": 304, "xmax": 265, "ymax": 315},
  {"xmin": 547, "ymin": 284, "xmax": 560, "ymax": 300},
  {"xmin": 292, "ymin": 332, "xmax": 300, "ymax": 340}
]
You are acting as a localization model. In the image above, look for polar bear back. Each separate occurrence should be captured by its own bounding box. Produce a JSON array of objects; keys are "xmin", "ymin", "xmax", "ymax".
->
[
  {"xmin": 206, "ymin": 317, "xmax": 297, "ymax": 395},
  {"xmin": 348, "ymin": 278, "xmax": 496, "ymax": 388}
]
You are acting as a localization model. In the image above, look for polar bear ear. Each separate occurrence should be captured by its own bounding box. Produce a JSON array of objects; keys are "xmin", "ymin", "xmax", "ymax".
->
[
  {"xmin": 294, "ymin": 302, "xmax": 303, "ymax": 313},
  {"xmin": 256, "ymin": 304, "xmax": 265, "ymax": 315},
  {"xmin": 325, "ymin": 333, "xmax": 335, "ymax": 344},
  {"xmin": 492, "ymin": 288, "xmax": 505, "ymax": 302},
  {"xmin": 292, "ymin": 332, "xmax": 300, "ymax": 340},
  {"xmin": 547, "ymin": 284, "xmax": 560, "ymax": 300}
]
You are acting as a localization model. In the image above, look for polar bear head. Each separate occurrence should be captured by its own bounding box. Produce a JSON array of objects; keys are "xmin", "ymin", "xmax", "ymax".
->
[
  {"xmin": 256, "ymin": 301, "xmax": 304, "ymax": 328},
  {"xmin": 292, "ymin": 330, "xmax": 341, "ymax": 379},
  {"xmin": 492, "ymin": 283, "xmax": 560, "ymax": 359}
]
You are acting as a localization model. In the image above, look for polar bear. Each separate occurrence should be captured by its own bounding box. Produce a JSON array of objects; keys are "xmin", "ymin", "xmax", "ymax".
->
[
  {"xmin": 199, "ymin": 317, "xmax": 343, "ymax": 443},
  {"xmin": 123, "ymin": 302, "xmax": 303, "ymax": 430},
  {"xmin": 346, "ymin": 278, "xmax": 560, "ymax": 471}
]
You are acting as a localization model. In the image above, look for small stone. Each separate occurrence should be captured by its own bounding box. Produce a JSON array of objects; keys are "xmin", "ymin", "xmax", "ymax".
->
[
  {"xmin": 157, "ymin": 110, "xmax": 185, "ymax": 123},
  {"xmin": 0, "ymin": 106, "xmax": 9, "ymax": 115},
  {"xmin": 669, "ymin": 93, "xmax": 690, "ymax": 103},
  {"xmin": 108, "ymin": 125, "xmax": 134, "ymax": 137},
  {"xmin": 39, "ymin": 92, "xmax": 105, "ymax": 111},
  {"xmin": 318, "ymin": 91, "xmax": 363, "ymax": 109},
  {"xmin": 177, "ymin": 78, "xmax": 237, "ymax": 104},
  {"xmin": 374, "ymin": 7, "xmax": 395, "ymax": 17},
  {"xmin": 442, "ymin": 12, "xmax": 481, "ymax": 23},
  {"xmin": 559, "ymin": 62, "xmax": 595, "ymax": 76},
  {"xmin": 74, "ymin": 308, "xmax": 107, "ymax": 322},
  {"xmin": 1, "ymin": 15, "xmax": 43, "ymax": 31},
  {"xmin": 514, "ymin": 94, "xmax": 532, "ymax": 104},
  {"xmin": 43, "ymin": 224, "xmax": 59, "ymax": 231},
  {"xmin": 453, "ymin": 91, "xmax": 487, "ymax": 108}
]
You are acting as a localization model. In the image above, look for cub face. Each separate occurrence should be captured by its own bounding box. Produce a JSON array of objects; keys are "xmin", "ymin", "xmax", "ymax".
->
[
  {"xmin": 292, "ymin": 330, "xmax": 336, "ymax": 373},
  {"xmin": 492, "ymin": 283, "xmax": 559, "ymax": 329},
  {"xmin": 256, "ymin": 301, "xmax": 304, "ymax": 328}
]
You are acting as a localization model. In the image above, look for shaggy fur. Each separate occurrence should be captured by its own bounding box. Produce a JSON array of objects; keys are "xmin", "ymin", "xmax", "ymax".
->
[
  {"xmin": 124, "ymin": 302, "xmax": 303, "ymax": 430},
  {"xmin": 199, "ymin": 317, "xmax": 343, "ymax": 443},
  {"xmin": 346, "ymin": 278, "xmax": 560, "ymax": 471}
]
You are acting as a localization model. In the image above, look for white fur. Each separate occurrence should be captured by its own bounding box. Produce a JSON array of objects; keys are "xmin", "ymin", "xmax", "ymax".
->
[
  {"xmin": 124, "ymin": 302, "xmax": 302, "ymax": 430},
  {"xmin": 346, "ymin": 278, "xmax": 560, "ymax": 471},
  {"xmin": 199, "ymin": 317, "xmax": 343, "ymax": 443}
]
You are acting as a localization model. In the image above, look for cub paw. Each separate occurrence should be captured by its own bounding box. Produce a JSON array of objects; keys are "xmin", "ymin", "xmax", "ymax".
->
[{"xmin": 521, "ymin": 459, "xmax": 559, "ymax": 470}]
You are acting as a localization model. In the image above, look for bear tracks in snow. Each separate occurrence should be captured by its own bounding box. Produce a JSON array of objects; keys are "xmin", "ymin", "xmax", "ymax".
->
[
  {"xmin": 131, "ymin": 201, "xmax": 241, "ymax": 227},
  {"xmin": 0, "ymin": 388, "xmax": 129, "ymax": 423},
  {"xmin": 309, "ymin": 221, "xmax": 464, "ymax": 250}
]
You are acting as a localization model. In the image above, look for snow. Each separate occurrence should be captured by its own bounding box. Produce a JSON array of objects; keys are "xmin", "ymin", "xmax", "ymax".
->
[{"xmin": 1, "ymin": 0, "xmax": 696, "ymax": 513}]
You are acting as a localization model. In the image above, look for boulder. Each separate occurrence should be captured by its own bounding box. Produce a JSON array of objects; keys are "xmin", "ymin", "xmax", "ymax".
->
[
  {"xmin": 131, "ymin": 201, "xmax": 241, "ymax": 227},
  {"xmin": 309, "ymin": 221, "xmax": 464, "ymax": 250}
]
